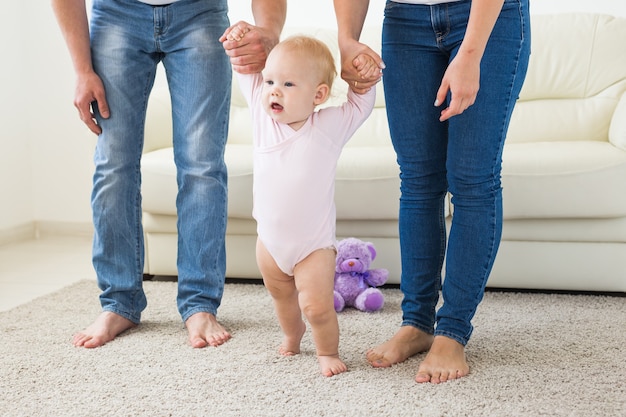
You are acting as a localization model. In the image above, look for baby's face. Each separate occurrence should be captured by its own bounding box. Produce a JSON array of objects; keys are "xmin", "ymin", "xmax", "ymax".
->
[{"xmin": 261, "ymin": 47, "xmax": 324, "ymax": 131}]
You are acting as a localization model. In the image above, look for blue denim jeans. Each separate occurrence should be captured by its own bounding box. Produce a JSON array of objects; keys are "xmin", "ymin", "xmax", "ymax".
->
[
  {"xmin": 382, "ymin": 0, "xmax": 530, "ymax": 345},
  {"xmin": 89, "ymin": 0, "xmax": 231, "ymax": 323}
]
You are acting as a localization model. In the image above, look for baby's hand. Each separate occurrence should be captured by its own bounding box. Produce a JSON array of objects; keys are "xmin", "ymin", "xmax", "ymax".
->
[
  {"xmin": 221, "ymin": 21, "xmax": 278, "ymax": 74},
  {"xmin": 222, "ymin": 24, "xmax": 249, "ymax": 42},
  {"xmin": 349, "ymin": 53, "xmax": 383, "ymax": 93},
  {"xmin": 353, "ymin": 53, "xmax": 383, "ymax": 83}
]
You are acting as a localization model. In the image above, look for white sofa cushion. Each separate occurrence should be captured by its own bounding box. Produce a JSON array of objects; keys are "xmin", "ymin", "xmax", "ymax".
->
[
  {"xmin": 141, "ymin": 145, "xmax": 255, "ymax": 219},
  {"xmin": 502, "ymin": 141, "xmax": 626, "ymax": 219},
  {"xmin": 141, "ymin": 139, "xmax": 402, "ymax": 220},
  {"xmin": 518, "ymin": 14, "xmax": 626, "ymax": 102},
  {"xmin": 499, "ymin": 13, "xmax": 626, "ymax": 220},
  {"xmin": 610, "ymin": 94, "xmax": 626, "ymax": 151}
]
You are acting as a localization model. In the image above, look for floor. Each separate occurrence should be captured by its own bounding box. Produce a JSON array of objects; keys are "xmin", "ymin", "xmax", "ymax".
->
[{"xmin": 0, "ymin": 235, "xmax": 95, "ymax": 312}]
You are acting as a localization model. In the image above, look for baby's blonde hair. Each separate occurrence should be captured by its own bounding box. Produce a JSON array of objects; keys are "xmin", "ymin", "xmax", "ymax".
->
[{"xmin": 274, "ymin": 35, "xmax": 337, "ymax": 90}]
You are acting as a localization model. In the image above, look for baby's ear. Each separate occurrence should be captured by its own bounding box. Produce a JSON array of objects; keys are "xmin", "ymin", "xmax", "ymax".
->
[{"xmin": 314, "ymin": 84, "xmax": 330, "ymax": 105}]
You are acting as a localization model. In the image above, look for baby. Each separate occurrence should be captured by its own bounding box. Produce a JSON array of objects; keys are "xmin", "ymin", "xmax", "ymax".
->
[{"xmin": 225, "ymin": 27, "xmax": 379, "ymax": 376}]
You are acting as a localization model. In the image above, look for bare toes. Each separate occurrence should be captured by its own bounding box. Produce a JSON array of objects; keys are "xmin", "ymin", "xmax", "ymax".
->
[
  {"xmin": 185, "ymin": 312, "xmax": 230, "ymax": 348},
  {"xmin": 278, "ymin": 345, "xmax": 299, "ymax": 356},
  {"xmin": 190, "ymin": 337, "xmax": 209, "ymax": 348},
  {"xmin": 318, "ymin": 356, "xmax": 348, "ymax": 377},
  {"xmin": 366, "ymin": 327, "xmax": 433, "ymax": 368},
  {"xmin": 72, "ymin": 311, "xmax": 136, "ymax": 349}
]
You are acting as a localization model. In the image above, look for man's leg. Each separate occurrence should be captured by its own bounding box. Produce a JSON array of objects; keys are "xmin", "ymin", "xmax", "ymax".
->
[
  {"xmin": 75, "ymin": 0, "xmax": 160, "ymax": 347},
  {"xmin": 161, "ymin": 0, "xmax": 231, "ymax": 347}
]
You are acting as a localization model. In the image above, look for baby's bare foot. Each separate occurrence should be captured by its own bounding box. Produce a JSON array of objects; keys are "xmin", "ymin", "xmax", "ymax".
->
[
  {"xmin": 415, "ymin": 336, "xmax": 469, "ymax": 384},
  {"xmin": 72, "ymin": 311, "xmax": 136, "ymax": 348},
  {"xmin": 185, "ymin": 312, "xmax": 231, "ymax": 348},
  {"xmin": 278, "ymin": 320, "xmax": 306, "ymax": 356},
  {"xmin": 278, "ymin": 342, "xmax": 300, "ymax": 356},
  {"xmin": 318, "ymin": 354, "xmax": 348, "ymax": 377},
  {"xmin": 366, "ymin": 325, "xmax": 433, "ymax": 367}
]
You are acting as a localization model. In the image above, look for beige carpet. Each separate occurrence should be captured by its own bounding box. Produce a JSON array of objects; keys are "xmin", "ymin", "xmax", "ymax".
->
[{"xmin": 1, "ymin": 280, "xmax": 624, "ymax": 417}]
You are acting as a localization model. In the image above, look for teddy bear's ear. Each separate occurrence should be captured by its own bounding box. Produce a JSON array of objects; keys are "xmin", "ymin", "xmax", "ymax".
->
[{"xmin": 367, "ymin": 242, "xmax": 376, "ymax": 260}]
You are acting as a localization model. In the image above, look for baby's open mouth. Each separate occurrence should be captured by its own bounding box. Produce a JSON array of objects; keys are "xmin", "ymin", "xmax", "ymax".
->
[{"xmin": 271, "ymin": 102, "xmax": 283, "ymax": 111}]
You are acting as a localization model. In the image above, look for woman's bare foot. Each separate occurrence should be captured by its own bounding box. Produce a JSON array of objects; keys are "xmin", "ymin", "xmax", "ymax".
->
[
  {"xmin": 415, "ymin": 335, "xmax": 469, "ymax": 384},
  {"xmin": 72, "ymin": 311, "xmax": 136, "ymax": 348},
  {"xmin": 185, "ymin": 312, "xmax": 231, "ymax": 348},
  {"xmin": 366, "ymin": 325, "xmax": 434, "ymax": 367},
  {"xmin": 278, "ymin": 320, "xmax": 306, "ymax": 356},
  {"xmin": 318, "ymin": 354, "xmax": 348, "ymax": 377}
]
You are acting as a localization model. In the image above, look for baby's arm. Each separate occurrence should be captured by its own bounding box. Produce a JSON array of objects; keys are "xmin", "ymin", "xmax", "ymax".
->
[{"xmin": 350, "ymin": 53, "xmax": 382, "ymax": 93}]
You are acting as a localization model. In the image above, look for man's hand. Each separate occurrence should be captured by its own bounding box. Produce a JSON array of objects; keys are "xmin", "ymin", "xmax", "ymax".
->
[
  {"xmin": 74, "ymin": 71, "xmax": 109, "ymax": 135},
  {"xmin": 220, "ymin": 21, "xmax": 280, "ymax": 74}
]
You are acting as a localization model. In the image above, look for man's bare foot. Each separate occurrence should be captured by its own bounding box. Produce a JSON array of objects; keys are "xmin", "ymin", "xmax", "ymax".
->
[
  {"xmin": 185, "ymin": 312, "xmax": 231, "ymax": 348},
  {"xmin": 318, "ymin": 354, "xmax": 348, "ymax": 377},
  {"xmin": 366, "ymin": 325, "xmax": 434, "ymax": 367},
  {"xmin": 278, "ymin": 320, "xmax": 306, "ymax": 356},
  {"xmin": 415, "ymin": 335, "xmax": 469, "ymax": 384},
  {"xmin": 72, "ymin": 311, "xmax": 136, "ymax": 348}
]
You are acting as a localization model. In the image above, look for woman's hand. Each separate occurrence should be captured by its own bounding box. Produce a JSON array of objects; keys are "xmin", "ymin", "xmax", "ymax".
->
[
  {"xmin": 339, "ymin": 39, "xmax": 384, "ymax": 94},
  {"xmin": 434, "ymin": 51, "xmax": 481, "ymax": 122}
]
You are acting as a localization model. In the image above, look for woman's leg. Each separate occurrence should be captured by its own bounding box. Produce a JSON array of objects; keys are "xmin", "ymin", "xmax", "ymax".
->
[
  {"xmin": 418, "ymin": 0, "xmax": 531, "ymax": 383},
  {"xmin": 367, "ymin": 0, "xmax": 449, "ymax": 367},
  {"xmin": 435, "ymin": 0, "xmax": 531, "ymax": 348}
]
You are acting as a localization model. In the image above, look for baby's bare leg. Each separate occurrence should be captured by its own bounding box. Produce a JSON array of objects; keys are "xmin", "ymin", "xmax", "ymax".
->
[
  {"xmin": 72, "ymin": 311, "xmax": 136, "ymax": 348},
  {"xmin": 294, "ymin": 249, "xmax": 347, "ymax": 377},
  {"xmin": 257, "ymin": 240, "xmax": 306, "ymax": 355}
]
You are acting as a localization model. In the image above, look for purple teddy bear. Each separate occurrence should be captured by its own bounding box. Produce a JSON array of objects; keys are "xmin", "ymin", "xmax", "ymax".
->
[{"xmin": 333, "ymin": 238, "xmax": 389, "ymax": 312}]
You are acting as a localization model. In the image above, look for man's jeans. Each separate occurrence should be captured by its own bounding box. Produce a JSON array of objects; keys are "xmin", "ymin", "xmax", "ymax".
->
[
  {"xmin": 89, "ymin": 0, "xmax": 231, "ymax": 323},
  {"xmin": 382, "ymin": 0, "xmax": 531, "ymax": 345}
]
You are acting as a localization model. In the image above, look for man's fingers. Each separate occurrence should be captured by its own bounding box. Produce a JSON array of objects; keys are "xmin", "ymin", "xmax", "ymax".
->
[
  {"xmin": 74, "ymin": 99, "xmax": 102, "ymax": 135},
  {"xmin": 81, "ymin": 109, "xmax": 102, "ymax": 135},
  {"xmin": 94, "ymin": 93, "xmax": 110, "ymax": 119}
]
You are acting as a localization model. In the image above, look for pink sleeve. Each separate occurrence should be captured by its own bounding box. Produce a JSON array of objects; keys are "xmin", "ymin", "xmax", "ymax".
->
[
  {"xmin": 314, "ymin": 87, "xmax": 376, "ymax": 145},
  {"xmin": 235, "ymin": 72, "xmax": 263, "ymax": 107}
]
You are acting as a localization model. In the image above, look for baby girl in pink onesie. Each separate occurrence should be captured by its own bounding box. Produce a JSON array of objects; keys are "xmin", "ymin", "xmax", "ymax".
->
[{"xmin": 227, "ymin": 30, "xmax": 379, "ymax": 376}]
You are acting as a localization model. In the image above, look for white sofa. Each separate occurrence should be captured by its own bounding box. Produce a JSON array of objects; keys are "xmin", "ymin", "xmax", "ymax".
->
[{"xmin": 140, "ymin": 13, "xmax": 626, "ymax": 292}]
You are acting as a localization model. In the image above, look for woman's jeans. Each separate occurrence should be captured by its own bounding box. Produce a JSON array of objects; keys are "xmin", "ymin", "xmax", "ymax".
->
[
  {"xmin": 382, "ymin": 0, "xmax": 530, "ymax": 345},
  {"xmin": 89, "ymin": 0, "xmax": 231, "ymax": 323}
]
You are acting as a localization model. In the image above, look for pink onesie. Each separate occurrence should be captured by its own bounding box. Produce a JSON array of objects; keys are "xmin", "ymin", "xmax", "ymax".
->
[{"xmin": 237, "ymin": 72, "xmax": 376, "ymax": 276}]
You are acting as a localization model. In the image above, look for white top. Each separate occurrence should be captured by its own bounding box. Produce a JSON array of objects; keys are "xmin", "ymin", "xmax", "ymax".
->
[
  {"xmin": 393, "ymin": 0, "xmax": 460, "ymax": 4},
  {"xmin": 137, "ymin": 0, "xmax": 180, "ymax": 5}
]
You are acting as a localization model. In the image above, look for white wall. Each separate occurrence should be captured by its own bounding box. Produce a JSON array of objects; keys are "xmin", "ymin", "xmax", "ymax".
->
[
  {"xmin": 0, "ymin": 2, "xmax": 95, "ymax": 239},
  {"xmin": 30, "ymin": 5, "xmax": 97, "ymax": 227},
  {"xmin": 1, "ymin": 0, "xmax": 625, "ymax": 238},
  {"xmin": 0, "ymin": 3, "xmax": 33, "ymax": 233}
]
